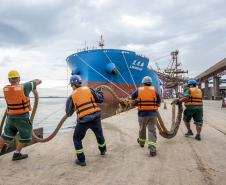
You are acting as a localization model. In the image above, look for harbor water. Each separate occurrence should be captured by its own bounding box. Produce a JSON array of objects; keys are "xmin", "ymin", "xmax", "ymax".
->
[
  {"xmin": 0, "ymin": 97, "xmax": 119, "ymax": 136},
  {"xmin": 0, "ymin": 98, "xmax": 75, "ymax": 136}
]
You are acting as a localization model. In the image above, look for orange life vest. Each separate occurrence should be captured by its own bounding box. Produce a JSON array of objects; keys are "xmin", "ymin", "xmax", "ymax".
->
[
  {"xmin": 185, "ymin": 87, "xmax": 203, "ymax": 106},
  {"xmin": 137, "ymin": 86, "xmax": 158, "ymax": 111},
  {"xmin": 71, "ymin": 87, "xmax": 101, "ymax": 119},
  {"xmin": 3, "ymin": 84, "xmax": 31, "ymax": 115}
]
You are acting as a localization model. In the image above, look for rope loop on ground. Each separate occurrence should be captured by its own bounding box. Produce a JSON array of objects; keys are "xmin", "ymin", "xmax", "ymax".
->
[{"xmin": 157, "ymin": 102, "xmax": 183, "ymax": 139}]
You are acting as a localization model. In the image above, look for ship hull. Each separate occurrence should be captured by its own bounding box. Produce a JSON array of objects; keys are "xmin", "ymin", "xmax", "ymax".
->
[
  {"xmin": 66, "ymin": 49, "xmax": 160, "ymax": 118},
  {"xmin": 84, "ymin": 81, "xmax": 139, "ymax": 118}
]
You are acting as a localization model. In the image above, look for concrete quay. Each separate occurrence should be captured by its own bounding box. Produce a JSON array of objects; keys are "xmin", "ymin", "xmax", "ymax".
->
[{"xmin": 0, "ymin": 100, "xmax": 226, "ymax": 185}]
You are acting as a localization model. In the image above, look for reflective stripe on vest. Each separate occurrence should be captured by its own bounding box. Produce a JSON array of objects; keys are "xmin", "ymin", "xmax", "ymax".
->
[
  {"xmin": 3, "ymin": 84, "xmax": 31, "ymax": 115},
  {"xmin": 71, "ymin": 87, "xmax": 101, "ymax": 119},
  {"xmin": 185, "ymin": 87, "xmax": 203, "ymax": 106},
  {"xmin": 137, "ymin": 86, "xmax": 158, "ymax": 111}
]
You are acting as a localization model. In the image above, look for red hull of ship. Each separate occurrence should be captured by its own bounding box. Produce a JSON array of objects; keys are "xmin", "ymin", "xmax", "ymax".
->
[{"xmin": 84, "ymin": 82, "xmax": 139, "ymax": 118}]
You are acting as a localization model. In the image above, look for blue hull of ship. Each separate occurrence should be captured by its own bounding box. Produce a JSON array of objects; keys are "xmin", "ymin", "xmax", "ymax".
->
[{"xmin": 66, "ymin": 49, "xmax": 160, "ymax": 94}]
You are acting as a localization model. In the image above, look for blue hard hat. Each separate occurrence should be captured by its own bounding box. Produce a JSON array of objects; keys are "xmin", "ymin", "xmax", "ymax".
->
[
  {"xmin": 70, "ymin": 75, "xmax": 82, "ymax": 86},
  {"xmin": 187, "ymin": 79, "xmax": 197, "ymax": 85}
]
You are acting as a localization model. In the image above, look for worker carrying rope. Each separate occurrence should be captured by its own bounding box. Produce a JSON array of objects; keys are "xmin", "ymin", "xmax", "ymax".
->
[
  {"xmin": 0, "ymin": 73, "xmax": 183, "ymax": 162},
  {"xmin": 128, "ymin": 76, "xmax": 160, "ymax": 156},
  {"xmin": 0, "ymin": 70, "xmax": 42, "ymax": 160},
  {"xmin": 66, "ymin": 75, "xmax": 107, "ymax": 166},
  {"xmin": 175, "ymin": 79, "xmax": 203, "ymax": 141}
]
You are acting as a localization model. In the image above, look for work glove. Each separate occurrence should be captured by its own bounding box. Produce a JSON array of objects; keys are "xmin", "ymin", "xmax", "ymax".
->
[
  {"xmin": 129, "ymin": 100, "xmax": 138, "ymax": 107},
  {"xmin": 96, "ymin": 88, "xmax": 103, "ymax": 95}
]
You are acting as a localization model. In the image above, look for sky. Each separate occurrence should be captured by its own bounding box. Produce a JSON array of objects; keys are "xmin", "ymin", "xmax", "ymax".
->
[{"xmin": 0, "ymin": 0, "xmax": 226, "ymax": 96}]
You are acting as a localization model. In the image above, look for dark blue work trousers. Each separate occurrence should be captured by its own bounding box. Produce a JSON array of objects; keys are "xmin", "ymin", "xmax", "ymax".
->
[{"xmin": 73, "ymin": 116, "xmax": 106, "ymax": 162}]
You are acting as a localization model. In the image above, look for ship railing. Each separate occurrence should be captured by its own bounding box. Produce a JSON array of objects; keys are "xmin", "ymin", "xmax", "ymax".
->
[{"xmin": 77, "ymin": 46, "xmax": 98, "ymax": 52}]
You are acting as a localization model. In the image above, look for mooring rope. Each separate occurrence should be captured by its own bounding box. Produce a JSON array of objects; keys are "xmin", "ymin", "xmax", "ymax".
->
[
  {"xmin": 103, "ymin": 51, "xmax": 130, "ymax": 88},
  {"xmin": 30, "ymin": 90, "xmax": 68, "ymax": 142},
  {"xmin": 0, "ymin": 87, "xmax": 183, "ymax": 143},
  {"xmin": 0, "ymin": 110, "xmax": 7, "ymax": 136},
  {"xmin": 76, "ymin": 54, "xmax": 130, "ymax": 96},
  {"xmin": 30, "ymin": 86, "xmax": 132, "ymax": 142},
  {"xmin": 156, "ymin": 102, "xmax": 183, "ymax": 138},
  {"xmin": 121, "ymin": 51, "xmax": 137, "ymax": 90}
]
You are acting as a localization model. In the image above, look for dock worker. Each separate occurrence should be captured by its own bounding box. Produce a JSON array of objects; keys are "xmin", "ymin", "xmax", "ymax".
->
[
  {"xmin": 0, "ymin": 70, "xmax": 42, "ymax": 160},
  {"xmin": 176, "ymin": 79, "xmax": 203, "ymax": 141},
  {"xmin": 66, "ymin": 75, "xmax": 106, "ymax": 166},
  {"xmin": 129, "ymin": 76, "xmax": 161, "ymax": 156}
]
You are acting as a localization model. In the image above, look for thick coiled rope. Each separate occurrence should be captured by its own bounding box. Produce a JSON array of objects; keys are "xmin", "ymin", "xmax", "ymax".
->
[
  {"xmin": 30, "ymin": 86, "xmax": 129, "ymax": 142},
  {"xmin": 96, "ymin": 85, "xmax": 184, "ymax": 138},
  {"xmin": 30, "ymin": 89, "xmax": 68, "ymax": 142},
  {"xmin": 95, "ymin": 85, "xmax": 131, "ymax": 113},
  {"xmin": 0, "ymin": 90, "xmax": 68, "ymax": 143},
  {"xmin": 156, "ymin": 102, "xmax": 183, "ymax": 139},
  {"xmin": 0, "ymin": 86, "xmax": 183, "ymax": 143},
  {"xmin": 0, "ymin": 110, "xmax": 7, "ymax": 137}
]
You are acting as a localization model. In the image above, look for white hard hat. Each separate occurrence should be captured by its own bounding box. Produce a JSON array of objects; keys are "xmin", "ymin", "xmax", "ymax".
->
[{"xmin": 142, "ymin": 76, "xmax": 152, "ymax": 84}]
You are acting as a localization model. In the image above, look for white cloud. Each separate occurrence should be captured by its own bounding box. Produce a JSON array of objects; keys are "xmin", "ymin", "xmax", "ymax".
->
[
  {"xmin": 122, "ymin": 43, "xmax": 145, "ymax": 51},
  {"xmin": 121, "ymin": 14, "xmax": 162, "ymax": 29},
  {"xmin": 0, "ymin": 0, "xmax": 226, "ymax": 96},
  {"xmin": 88, "ymin": 0, "xmax": 113, "ymax": 8},
  {"xmin": 205, "ymin": 18, "xmax": 226, "ymax": 32}
]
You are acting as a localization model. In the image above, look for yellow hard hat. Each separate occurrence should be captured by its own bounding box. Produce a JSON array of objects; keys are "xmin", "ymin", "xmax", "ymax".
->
[{"xmin": 8, "ymin": 70, "xmax": 20, "ymax": 79}]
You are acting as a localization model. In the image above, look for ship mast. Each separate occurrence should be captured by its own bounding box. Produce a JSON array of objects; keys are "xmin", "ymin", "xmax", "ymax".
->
[{"xmin": 99, "ymin": 35, "xmax": 104, "ymax": 49}]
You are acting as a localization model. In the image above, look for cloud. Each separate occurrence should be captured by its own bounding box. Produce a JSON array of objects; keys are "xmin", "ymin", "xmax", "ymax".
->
[
  {"xmin": 0, "ymin": 22, "xmax": 31, "ymax": 46},
  {"xmin": 0, "ymin": 0, "xmax": 226, "ymax": 96},
  {"xmin": 121, "ymin": 14, "xmax": 162, "ymax": 29}
]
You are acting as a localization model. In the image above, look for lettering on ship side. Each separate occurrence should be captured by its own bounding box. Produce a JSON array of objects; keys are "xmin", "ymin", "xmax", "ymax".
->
[{"xmin": 129, "ymin": 60, "xmax": 144, "ymax": 71}]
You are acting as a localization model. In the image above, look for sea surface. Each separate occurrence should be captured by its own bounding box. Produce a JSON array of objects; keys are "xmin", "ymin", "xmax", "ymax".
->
[{"xmin": 0, "ymin": 98, "xmax": 75, "ymax": 136}]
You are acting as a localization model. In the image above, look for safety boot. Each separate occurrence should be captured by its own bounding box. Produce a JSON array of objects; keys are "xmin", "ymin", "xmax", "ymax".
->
[
  {"xmin": 185, "ymin": 130, "xmax": 193, "ymax": 137},
  {"xmin": 98, "ymin": 144, "xmax": 107, "ymax": 155},
  {"xmin": 75, "ymin": 159, "xmax": 86, "ymax": 166},
  {"xmin": 0, "ymin": 143, "xmax": 8, "ymax": 156},
  {"xmin": 137, "ymin": 138, "xmax": 144, "ymax": 148},
  {"xmin": 149, "ymin": 146, "xmax": 157, "ymax": 157},
  {"xmin": 100, "ymin": 146, "xmax": 107, "ymax": 155},
  {"xmin": 195, "ymin": 134, "xmax": 201, "ymax": 141},
  {"xmin": 12, "ymin": 152, "xmax": 28, "ymax": 161},
  {"xmin": 100, "ymin": 150, "xmax": 106, "ymax": 155}
]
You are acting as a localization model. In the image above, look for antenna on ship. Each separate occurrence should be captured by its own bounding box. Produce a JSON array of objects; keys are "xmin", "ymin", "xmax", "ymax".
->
[
  {"xmin": 84, "ymin": 41, "xmax": 88, "ymax": 51},
  {"xmin": 99, "ymin": 35, "xmax": 104, "ymax": 49}
]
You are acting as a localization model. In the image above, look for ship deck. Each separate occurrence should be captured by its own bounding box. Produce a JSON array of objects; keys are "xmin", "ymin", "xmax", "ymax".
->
[{"xmin": 0, "ymin": 100, "xmax": 226, "ymax": 185}]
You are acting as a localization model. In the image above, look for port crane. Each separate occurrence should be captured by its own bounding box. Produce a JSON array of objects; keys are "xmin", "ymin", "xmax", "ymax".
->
[{"xmin": 153, "ymin": 50, "xmax": 188, "ymax": 98}]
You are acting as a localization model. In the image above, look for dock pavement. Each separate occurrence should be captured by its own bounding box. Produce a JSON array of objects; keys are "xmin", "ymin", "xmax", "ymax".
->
[{"xmin": 0, "ymin": 100, "xmax": 226, "ymax": 185}]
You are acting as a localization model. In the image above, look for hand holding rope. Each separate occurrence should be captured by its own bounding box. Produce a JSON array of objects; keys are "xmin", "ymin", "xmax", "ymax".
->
[{"xmin": 1, "ymin": 86, "xmax": 183, "ymax": 143}]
